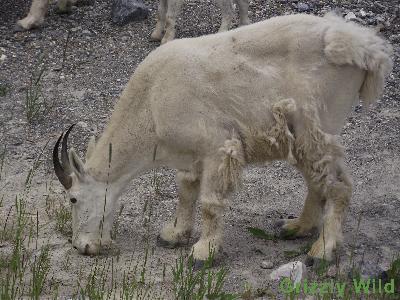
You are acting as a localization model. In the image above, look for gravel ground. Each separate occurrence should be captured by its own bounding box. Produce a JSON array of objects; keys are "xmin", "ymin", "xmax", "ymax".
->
[{"xmin": 0, "ymin": 0, "xmax": 399, "ymax": 298}]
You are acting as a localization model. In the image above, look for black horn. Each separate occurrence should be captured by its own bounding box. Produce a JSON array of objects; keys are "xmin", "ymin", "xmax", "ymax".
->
[
  {"xmin": 53, "ymin": 132, "xmax": 72, "ymax": 189},
  {"xmin": 61, "ymin": 124, "xmax": 76, "ymax": 175}
]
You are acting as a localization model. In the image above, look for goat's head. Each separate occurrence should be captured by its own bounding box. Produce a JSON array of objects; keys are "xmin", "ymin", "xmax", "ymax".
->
[{"xmin": 53, "ymin": 125, "xmax": 114, "ymax": 255}]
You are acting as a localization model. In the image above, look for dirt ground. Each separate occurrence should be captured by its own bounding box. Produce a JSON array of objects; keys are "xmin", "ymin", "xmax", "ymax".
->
[{"xmin": 0, "ymin": 0, "xmax": 399, "ymax": 298}]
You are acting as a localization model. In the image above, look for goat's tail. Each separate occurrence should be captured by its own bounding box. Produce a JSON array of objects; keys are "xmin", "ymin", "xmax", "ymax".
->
[{"xmin": 323, "ymin": 14, "xmax": 393, "ymax": 107}]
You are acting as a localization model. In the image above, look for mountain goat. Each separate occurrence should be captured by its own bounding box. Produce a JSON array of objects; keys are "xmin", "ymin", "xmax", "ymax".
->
[
  {"xmin": 151, "ymin": 0, "xmax": 250, "ymax": 44},
  {"xmin": 53, "ymin": 13, "xmax": 392, "ymax": 267}
]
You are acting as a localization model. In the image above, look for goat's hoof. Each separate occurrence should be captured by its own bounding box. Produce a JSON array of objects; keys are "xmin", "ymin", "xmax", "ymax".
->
[
  {"xmin": 156, "ymin": 235, "xmax": 179, "ymax": 249},
  {"xmin": 193, "ymin": 259, "xmax": 205, "ymax": 271},
  {"xmin": 13, "ymin": 24, "xmax": 27, "ymax": 32},
  {"xmin": 150, "ymin": 32, "xmax": 163, "ymax": 42}
]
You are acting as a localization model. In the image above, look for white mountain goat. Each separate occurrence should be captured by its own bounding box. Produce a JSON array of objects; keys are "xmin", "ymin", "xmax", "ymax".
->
[
  {"xmin": 53, "ymin": 14, "xmax": 392, "ymax": 266},
  {"xmin": 16, "ymin": 0, "xmax": 78, "ymax": 31},
  {"xmin": 151, "ymin": 0, "xmax": 250, "ymax": 44}
]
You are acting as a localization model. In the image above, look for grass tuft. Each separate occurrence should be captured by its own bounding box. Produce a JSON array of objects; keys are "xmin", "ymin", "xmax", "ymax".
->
[
  {"xmin": 25, "ymin": 55, "xmax": 48, "ymax": 123},
  {"xmin": 172, "ymin": 249, "xmax": 237, "ymax": 300}
]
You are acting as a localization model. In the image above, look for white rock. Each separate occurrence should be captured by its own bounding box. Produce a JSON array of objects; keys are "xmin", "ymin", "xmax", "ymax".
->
[
  {"xmin": 345, "ymin": 12, "xmax": 357, "ymax": 21},
  {"xmin": 0, "ymin": 54, "xmax": 6, "ymax": 62},
  {"xmin": 269, "ymin": 261, "xmax": 307, "ymax": 284},
  {"xmin": 359, "ymin": 8, "xmax": 367, "ymax": 17}
]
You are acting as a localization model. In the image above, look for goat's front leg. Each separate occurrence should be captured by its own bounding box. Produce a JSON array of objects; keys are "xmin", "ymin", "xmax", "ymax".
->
[
  {"xmin": 192, "ymin": 191, "xmax": 225, "ymax": 263},
  {"xmin": 192, "ymin": 138, "xmax": 244, "ymax": 264},
  {"xmin": 161, "ymin": 0, "xmax": 184, "ymax": 44},
  {"xmin": 16, "ymin": 0, "xmax": 50, "ymax": 31},
  {"xmin": 218, "ymin": 0, "xmax": 234, "ymax": 32},
  {"xmin": 151, "ymin": 0, "xmax": 168, "ymax": 42},
  {"xmin": 235, "ymin": 0, "xmax": 250, "ymax": 26},
  {"xmin": 158, "ymin": 170, "xmax": 199, "ymax": 247}
]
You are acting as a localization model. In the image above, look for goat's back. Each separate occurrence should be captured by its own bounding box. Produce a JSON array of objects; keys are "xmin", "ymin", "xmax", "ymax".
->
[{"xmin": 131, "ymin": 13, "xmax": 392, "ymax": 135}]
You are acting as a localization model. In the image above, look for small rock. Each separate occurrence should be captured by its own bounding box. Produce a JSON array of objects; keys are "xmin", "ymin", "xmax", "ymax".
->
[
  {"xmin": 261, "ymin": 260, "xmax": 274, "ymax": 269},
  {"xmin": 297, "ymin": 2, "xmax": 309, "ymax": 12},
  {"xmin": 111, "ymin": 0, "xmax": 149, "ymax": 25},
  {"xmin": 359, "ymin": 9, "xmax": 367, "ymax": 18},
  {"xmin": 71, "ymin": 26, "xmax": 81, "ymax": 32},
  {"xmin": 82, "ymin": 29, "xmax": 92, "ymax": 36},
  {"xmin": 78, "ymin": 121, "xmax": 88, "ymax": 129},
  {"xmin": 389, "ymin": 34, "xmax": 400, "ymax": 42},
  {"xmin": 0, "ymin": 54, "xmax": 6, "ymax": 62},
  {"xmin": 270, "ymin": 261, "xmax": 307, "ymax": 284},
  {"xmin": 345, "ymin": 12, "xmax": 357, "ymax": 21},
  {"xmin": 376, "ymin": 16, "xmax": 385, "ymax": 23}
]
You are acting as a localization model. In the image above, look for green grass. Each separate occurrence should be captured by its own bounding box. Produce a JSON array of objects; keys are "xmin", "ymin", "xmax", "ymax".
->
[
  {"xmin": 172, "ymin": 250, "xmax": 237, "ymax": 300},
  {"xmin": 25, "ymin": 55, "xmax": 48, "ymax": 123},
  {"xmin": 246, "ymin": 227, "xmax": 278, "ymax": 241}
]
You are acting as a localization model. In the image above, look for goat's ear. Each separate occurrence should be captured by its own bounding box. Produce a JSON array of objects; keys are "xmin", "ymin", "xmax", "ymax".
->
[
  {"xmin": 86, "ymin": 136, "xmax": 96, "ymax": 161},
  {"xmin": 68, "ymin": 148, "xmax": 86, "ymax": 179}
]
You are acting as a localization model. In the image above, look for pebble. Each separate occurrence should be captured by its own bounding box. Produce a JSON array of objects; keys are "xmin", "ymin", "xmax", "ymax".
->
[
  {"xmin": 345, "ymin": 12, "xmax": 357, "ymax": 21},
  {"xmin": 261, "ymin": 260, "xmax": 274, "ymax": 269}
]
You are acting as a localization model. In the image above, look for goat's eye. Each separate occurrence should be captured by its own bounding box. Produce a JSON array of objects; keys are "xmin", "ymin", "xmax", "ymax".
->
[{"xmin": 70, "ymin": 198, "xmax": 77, "ymax": 204}]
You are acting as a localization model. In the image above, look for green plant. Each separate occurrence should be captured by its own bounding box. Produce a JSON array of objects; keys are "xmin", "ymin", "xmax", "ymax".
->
[
  {"xmin": 172, "ymin": 249, "xmax": 237, "ymax": 300},
  {"xmin": 0, "ymin": 83, "xmax": 8, "ymax": 97},
  {"xmin": 246, "ymin": 227, "xmax": 277, "ymax": 241},
  {"xmin": 387, "ymin": 256, "xmax": 400, "ymax": 294},
  {"xmin": 0, "ymin": 145, "xmax": 6, "ymax": 181},
  {"xmin": 283, "ymin": 243, "xmax": 312, "ymax": 259},
  {"xmin": 25, "ymin": 56, "xmax": 48, "ymax": 123},
  {"xmin": 55, "ymin": 203, "xmax": 72, "ymax": 236}
]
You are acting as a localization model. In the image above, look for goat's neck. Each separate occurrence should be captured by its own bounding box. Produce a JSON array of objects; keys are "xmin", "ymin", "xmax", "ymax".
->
[{"xmin": 86, "ymin": 84, "xmax": 156, "ymax": 185}]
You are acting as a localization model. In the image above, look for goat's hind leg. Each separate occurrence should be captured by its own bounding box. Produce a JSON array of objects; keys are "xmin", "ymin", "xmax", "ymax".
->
[
  {"xmin": 218, "ymin": 0, "xmax": 234, "ymax": 32},
  {"xmin": 151, "ymin": 0, "xmax": 168, "ymax": 41},
  {"xmin": 307, "ymin": 159, "xmax": 351, "ymax": 262},
  {"xmin": 295, "ymin": 129, "xmax": 352, "ymax": 262},
  {"xmin": 235, "ymin": 0, "xmax": 251, "ymax": 26},
  {"xmin": 158, "ymin": 169, "xmax": 200, "ymax": 248},
  {"xmin": 279, "ymin": 179, "xmax": 323, "ymax": 239},
  {"xmin": 161, "ymin": 0, "xmax": 184, "ymax": 44}
]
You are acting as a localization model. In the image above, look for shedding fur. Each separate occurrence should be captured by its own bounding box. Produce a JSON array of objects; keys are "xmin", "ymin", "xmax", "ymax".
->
[{"xmin": 217, "ymin": 137, "xmax": 245, "ymax": 193}]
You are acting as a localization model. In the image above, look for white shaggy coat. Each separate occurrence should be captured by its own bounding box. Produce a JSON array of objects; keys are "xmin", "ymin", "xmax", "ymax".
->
[{"xmin": 59, "ymin": 14, "xmax": 392, "ymax": 262}]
